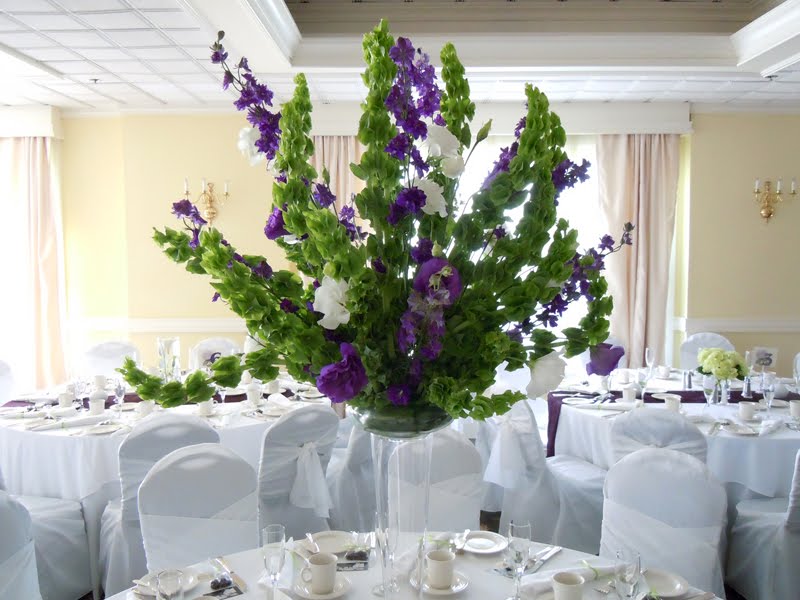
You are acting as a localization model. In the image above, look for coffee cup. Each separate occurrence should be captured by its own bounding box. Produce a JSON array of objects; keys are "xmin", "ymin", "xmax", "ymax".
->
[
  {"xmin": 93, "ymin": 375, "xmax": 107, "ymax": 391},
  {"xmin": 88, "ymin": 398, "xmax": 105, "ymax": 415},
  {"xmin": 136, "ymin": 400, "xmax": 155, "ymax": 416},
  {"xmin": 196, "ymin": 399, "xmax": 214, "ymax": 416},
  {"xmin": 657, "ymin": 365, "xmax": 671, "ymax": 379},
  {"xmin": 662, "ymin": 394, "xmax": 681, "ymax": 413},
  {"xmin": 245, "ymin": 383, "xmax": 262, "ymax": 405},
  {"xmin": 739, "ymin": 401, "xmax": 757, "ymax": 421},
  {"xmin": 552, "ymin": 571, "xmax": 585, "ymax": 600},
  {"xmin": 789, "ymin": 400, "xmax": 800, "ymax": 419},
  {"xmin": 425, "ymin": 549, "xmax": 455, "ymax": 590},
  {"xmin": 263, "ymin": 380, "xmax": 280, "ymax": 395},
  {"xmin": 621, "ymin": 385, "xmax": 637, "ymax": 403},
  {"xmin": 616, "ymin": 369, "xmax": 631, "ymax": 385},
  {"xmin": 300, "ymin": 552, "xmax": 337, "ymax": 595},
  {"xmin": 58, "ymin": 392, "xmax": 74, "ymax": 408}
]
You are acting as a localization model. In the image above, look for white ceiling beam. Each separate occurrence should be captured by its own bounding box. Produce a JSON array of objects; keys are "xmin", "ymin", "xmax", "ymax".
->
[{"xmin": 732, "ymin": 0, "xmax": 800, "ymax": 75}]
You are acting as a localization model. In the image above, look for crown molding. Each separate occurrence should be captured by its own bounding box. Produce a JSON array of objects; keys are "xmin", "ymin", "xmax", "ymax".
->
[
  {"xmin": 731, "ymin": 0, "xmax": 800, "ymax": 75},
  {"xmin": 675, "ymin": 317, "xmax": 800, "ymax": 334},
  {"xmin": 72, "ymin": 317, "xmax": 248, "ymax": 334}
]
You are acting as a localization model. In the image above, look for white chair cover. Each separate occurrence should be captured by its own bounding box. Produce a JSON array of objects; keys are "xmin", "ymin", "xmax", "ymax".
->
[
  {"xmin": 188, "ymin": 337, "xmax": 241, "ymax": 370},
  {"xmin": 326, "ymin": 422, "xmax": 375, "ymax": 532},
  {"xmin": 488, "ymin": 401, "xmax": 560, "ymax": 541},
  {"xmin": 390, "ymin": 428, "xmax": 483, "ymax": 532},
  {"xmin": 138, "ymin": 443, "xmax": 257, "ymax": 573},
  {"xmin": 549, "ymin": 454, "xmax": 606, "ymax": 554},
  {"xmin": 609, "ymin": 408, "xmax": 707, "ymax": 464},
  {"xmin": 0, "ymin": 491, "xmax": 42, "ymax": 600},
  {"xmin": 474, "ymin": 417, "xmax": 504, "ymax": 511},
  {"xmin": 0, "ymin": 360, "xmax": 13, "ymax": 405},
  {"xmin": 83, "ymin": 341, "xmax": 140, "ymax": 378},
  {"xmin": 679, "ymin": 332, "xmax": 734, "ymax": 370},
  {"xmin": 726, "ymin": 450, "xmax": 800, "ymax": 600},
  {"xmin": 99, "ymin": 414, "xmax": 219, "ymax": 596},
  {"xmin": 243, "ymin": 334, "xmax": 261, "ymax": 354},
  {"xmin": 600, "ymin": 448, "xmax": 727, "ymax": 598},
  {"xmin": 258, "ymin": 405, "xmax": 339, "ymax": 539}
]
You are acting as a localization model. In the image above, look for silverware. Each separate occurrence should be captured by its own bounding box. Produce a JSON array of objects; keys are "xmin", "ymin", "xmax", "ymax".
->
[
  {"xmin": 212, "ymin": 556, "xmax": 248, "ymax": 592},
  {"xmin": 305, "ymin": 532, "xmax": 320, "ymax": 554},
  {"xmin": 684, "ymin": 592, "xmax": 715, "ymax": 600},
  {"xmin": 528, "ymin": 545, "xmax": 561, "ymax": 573},
  {"xmin": 708, "ymin": 422, "xmax": 722, "ymax": 436},
  {"xmin": 454, "ymin": 529, "xmax": 470, "ymax": 554}
]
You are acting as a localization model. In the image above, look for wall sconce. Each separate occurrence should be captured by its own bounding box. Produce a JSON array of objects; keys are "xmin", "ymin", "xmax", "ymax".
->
[
  {"xmin": 753, "ymin": 177, "xmax": 796, "ymax": 222},
  {"xmin": 183, "ymin": 178, "xmax": 230, "ymax": 225}
]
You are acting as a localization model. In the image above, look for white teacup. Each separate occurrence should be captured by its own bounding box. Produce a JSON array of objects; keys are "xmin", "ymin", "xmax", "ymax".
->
[
  {"xmin": 621, "ymin": 385, "xmax": 637, "ymax": 403},
  {"xmin": 88, "ymin": 398, "xmax": 105, "ymax": 416},
  {"xmin": 58, "ymin": 392, "xmax": 74, "ymax": 408},
  {"xmin": 300, "ymin": 552, "xmax": 337, "ymax": 595},
  {"xmin": 425, "ymin": 549, "xmax": 455, "ymax": 590},
  {"xmin": 263, "ymin": 380, "xmax": 281, "ymax": 395},
  {"xmin": 245, "ymin": 383, "xmax": 262, "ymax": 405},
  {"xmin": 739, "ymin": 401, "xmax": 758, "ymax": 421},
  {"xmin": 789, "ymin": 400, "xmax": 800, "ymax": 419},
  {"xmin": 660, "ymin": 393, "xmax": 681, "ymax": 413},
  {"xmin": 552, "ymin": 571, "xmax": 585, "ymax": 600},
  {"xmin": 196, "ymin": 399, "xmax": 214, "ymax": 416},
  {"xmin": 657, "ymin": 365, "xmax": 671, "ymax": 379},
  {"xmin": 616, "ymin": 369, "xmax": 631, "ymax": 385},
  {"xmin": 93, "ymin": 375, "xmax": 107, "ymax": 391},
  {"xmin": 136, "ymin": 400, "xmax": 155, "ymax": 416}
]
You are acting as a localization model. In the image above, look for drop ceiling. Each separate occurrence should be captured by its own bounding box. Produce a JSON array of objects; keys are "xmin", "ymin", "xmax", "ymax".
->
[{"xmin": 0, "ymin": 0, "xmax": 797, "ymax": 112}]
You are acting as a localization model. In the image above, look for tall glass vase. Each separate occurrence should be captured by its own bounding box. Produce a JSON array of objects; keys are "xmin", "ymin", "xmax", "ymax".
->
[{"xmin": 157, "ymin": 337, "xmax": 181, "ymax": 382}]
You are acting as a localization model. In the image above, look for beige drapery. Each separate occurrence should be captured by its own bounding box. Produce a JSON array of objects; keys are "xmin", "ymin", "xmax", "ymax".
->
[
  {"xmin": 310, "ymin": 136, "xmax": 365, "ymax": 211},
  {"xmin": 0, "ymin": 137, "xmax": 66, "ymax": 389},
  {"xmin": 597, "ymin": 134, "xmax": 680, "ymax": 368}
]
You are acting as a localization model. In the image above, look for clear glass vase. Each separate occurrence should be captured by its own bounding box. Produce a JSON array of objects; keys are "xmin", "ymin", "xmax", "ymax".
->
[{"xmin": 157, "ymin": 337, "xmax": 181, "ymax": 382}]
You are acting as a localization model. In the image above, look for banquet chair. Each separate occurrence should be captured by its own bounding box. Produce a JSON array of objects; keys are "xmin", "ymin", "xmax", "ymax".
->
[
  {"xmin": 83, "ymin": 341, "xmax": 140, "ymax": 378},
  {"xmin": 679, "ymin": 332, "xmax": 734, "ymax": 370},
  {"xmin": 99, "ymin": 414, "xmax": 219, "ymax": 596},
  {"xmin": 0, "ymin": 491, "xmax": 42, "ymax": 599},
  {"xmin": 257, "ymin": 404, "xmax": 339, "ymax": 539},
  {"xmin": 188, "ymin": 337, "xmax": 241, "ymax": 370},
  {"xmin": 608, "ymin": 408, "xmax": 707, "ymax": 464},
  {"xmin": 326, "ymin": 421, "xmax": 375, "ymax": 532},
  {"xmin": 600, "ymin": 448, "xmax": 727, "ymax": 598},
  {"xmin": 0, "ymin": 471, "xmax": 92, "ymax": 600},
  {"xmin": 390, "ymin": 428, "xmax": 484, "ymax": 532},
  {"xmin": 0, "ymin": 359, "xmax": 12, "ymax": 404},
  {"xmin": 474, "ymin": 417, "xmax": 504, "ymax": 512},
  {"xmin": 138, "ymin": 443, "xmax": 258, "ymax": 573},
  {"xmin": 486, "ymin": 401, "xmax": 560, "ymax": 541},
  {"xmin": 725, "ymin": 449, "xmax": 800, "ymax": 599}
]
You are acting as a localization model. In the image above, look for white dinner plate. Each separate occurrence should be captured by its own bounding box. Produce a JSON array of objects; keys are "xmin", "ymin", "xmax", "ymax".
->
[
  {"xmin": 298, "ymin": 389, "xmax": 325, "ymax": 400},
  {"xmin": 462, "ymin": 531, "xmax": 508, "ymax": 554},
  {"xmin": 293, "ymin": 574, "xmax": 351, "ymax": 600},
  {"xmin": 133, "ymin": 569, "xmax": 199, "ymax": 596},
  {"xmin": 768, "ymin": 399, "xmax": 789, "ymax": 408},
  {"xmin": 302, "ymin": 531, "xmax": 356, "ymax": 554},
  {"xmin": 562, "ymin": 397, "xmax": 597, "ymax": 406},
  {"xmin": 409, "ymin": 570, "xmax": 469, "ymax": 595},
  {"xmin": 83, "ymin": 423, "xmax": 125, "ymax": 435},
  {"xmin": 642, "ymin": 568, "xmax": 689, "ymax": 598},
  {"xmin": 119, "ymin": 403, "xmax": 138, "ymax": 411},
  {"xmin": 722, "ymin": 423, "xmax": 759, "ymax": 436}
]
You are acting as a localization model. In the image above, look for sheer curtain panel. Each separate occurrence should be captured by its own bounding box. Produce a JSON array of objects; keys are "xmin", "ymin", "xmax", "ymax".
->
[{"xmin": 310, "ymin": 136, "xmax": 364, "ymax": 211}]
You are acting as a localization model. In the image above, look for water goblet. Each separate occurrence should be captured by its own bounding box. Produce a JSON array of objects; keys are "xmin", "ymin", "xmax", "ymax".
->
[
  {"xmin": 113, "ymin": 379, "xmax": 126, "ymax": 419},
  {"xmin": 156, "ymin": 569, "xmax": 184, "ymax": 600},
  {"xmin": 645, "ymin": 347, "xmax": 655, "ymax": 374},
  {"xmin": 702, "ymin": 374, "xmax": 717, "ymax": 411},
  {"xmin": 504, "ymin": 521, "xmax": 532, "ymax": 600},
  {"xmin": 614, "ymin": 550, "xmax": 642, "ymax": 600},
  {"xmin": 73, "ymin": 377, "xmax": 87, "ymax": 411},
  {"xmin": 762, "ymin": 372, "xmax": 776, "ymax": 417},
  {"xmin": 262, "ymin": 524, "xmax": 286, "ymax": 599},
  {"xmin": 216, "ymin": 385, "xmax": 228, "ymax": 405}
]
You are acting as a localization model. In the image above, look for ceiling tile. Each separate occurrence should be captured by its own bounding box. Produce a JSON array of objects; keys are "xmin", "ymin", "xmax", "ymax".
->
[
  {"xmin": 164, "ymin": 29, "xmax": 211, "ymax": 46},
  {"xmin": 1, "ymin": 0, "xmax": 56, "ymax": 12},
  {"xmin": 47, "ymin": 30, "xmax": 111, "ymax": 47},
  {"xmin": 182, "ymin": 46, "xmax": 211, "ymax": 60},
  {"xmin": 128, "ymin": 46, "xmax": 184, "ymax": 60},
  {"xmin": 147, "ymin": 59, "xmax": 202, "ymax": 74},
  {"xmin": 167, "ymin": 71, "xmax": 215, "ymax": 84},
  {"xmin": 138, "ymin": 9, "xmax": 198, "ymax": 29},
  {"xmin": 104, "ymin": 29, "xmax": 167, "ymax": 46},
  {"xmin": 94, "ymin": 59, "xmax": 153, "ymax": 73},
  {"xmin": 13, "ymin": 12, "xmax": 86, "ymax": 30},
  {"xmin": 125, "ymin": 0, "xmax": 181, "ymax": 8},
  {"xmin": 116, "ymin": 71, "xmax": 164, "ymax": 83},
  {"xmin": 21, "ymin": 47, "xmax": 78, "ymax": 61},
  {"xmin": 47, "ymin": 60, "xmax": 105, "ymax": 75},
  {"xmin": 0, "ymin": 14, "xmax": 24, "ymax": 31},
  {"xmin": 74, "ymin": 47, "xmax": 130, "ymax": 60},
  {"xmin": 77, "ymin": 10, "xmax": 149, "ymax": 29},
  {"xmin": 0, "ymin": 31, "xmax": 53, "ymax": 48},
  {"xmin": 56, "ymin": 0, "xmax": 126, "ymax": 9}
]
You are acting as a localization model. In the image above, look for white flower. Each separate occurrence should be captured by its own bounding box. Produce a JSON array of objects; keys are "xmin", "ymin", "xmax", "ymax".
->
[
  {"xmin": 422, "ymin": 124, "xmax": 460, "ymax": 158},
  {"xmin": 441, "ymin": 155, "xmax": 465, "ymax": 179},
  {"xmin": 526, "ymin": 351, "xmax": 566, "ymax": 399},
  {"xmin": 237, "ymin": 126, "xmax": 265, "ymax": 166},
  {"xmin": 314, "ymin": 276, "xmax": 350, "ymax": 330},
  {"xmin": 416, "ymin": 178, "xmax": 447, "ymax": 218}
]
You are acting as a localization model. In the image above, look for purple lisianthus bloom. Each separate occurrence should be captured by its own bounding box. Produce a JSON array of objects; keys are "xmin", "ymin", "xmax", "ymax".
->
[
  {"xmin": 280, "ymin": 298, "xmax": 298, "ymax": 313},
  {"xmin": 387, "ymin": 384, "xmax": 412, "ymax": 406},
  {"xmin": 312, "ymin": 182, "xmax": 336, "ymax": 208},
  {"xmin": 316, "ymin": 343, "xmax": 369, "ymax": 403},
  {"xmin": 371, "ymin": 257, "xmax": 387, "ymax": 273},
  {"xmin": 211, "ymin": 292, "xmax": 220, "ymax": 303},
  {"xmin": 411, "ymin": 238, "xmax": 433, "ymax": 264},
  {"xmin": 172, "ymin": 199, "xmax": 207, "ymax": 227},
  {"xmin": 413, "ymin": 258, "xmax": 462, "ymax": 306},
  {"xmin": 251, "ymin": 260, "xmax": 273, "ymax": 279},
  {"xmin": 264, "ymin": 204, "xmax": 289, "ymax": 239},
  {"xmin": 586, "ymin": 343, "xmax": 625, "ymax": 376}
]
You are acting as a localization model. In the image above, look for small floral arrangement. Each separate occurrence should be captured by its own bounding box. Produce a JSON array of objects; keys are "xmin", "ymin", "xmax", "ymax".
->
[
  {"xmin": 697, "ymin": 348, "xmax": 747, "ymax": 381},
  {"xmin": 120, "ymin": 21, "xmax": 633, "ymax": 422}
]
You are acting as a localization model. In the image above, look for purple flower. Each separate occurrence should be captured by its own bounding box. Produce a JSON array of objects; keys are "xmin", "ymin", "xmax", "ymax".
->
[
  {"xmin": 493, "ymin": 227, "xmax": 506, "ymax": 239},
  {"xmin": 387, "ymin": 384, "xmax": 412, "ymax": 406},
  {"xmin": 172, "ymin": 199, "xmax": 207, "ymax": 227},
  {"xmin": 222, "ymin": 71, "xmax": 233, "ymax": 90},
  {"xmin": 586, "ymin": 343, "xmax": 625, "ymax": 376},
  {"xmin": 389, "ymin": 37, "xmax": 416, "ymax": 67},
  {"xmin": 385, "ymin": 134, "xmax": 411, "ymax": 161},
  {"xmin": 264, "ymin": 204, "xmax": 289, "ymax": 239},
  {"xmin": 506, "ymin": 326, "xmax": 523, "ymax": 344},
  {"xmin": 312, "ymin": 279, "xmax": 321, "ymax": 289},
  {"xmin": 251, "ymin": 260, "xmax": 273, "ymax": 279},
  {"xmin": 598, "ymin": 234, "xmax": 615, "ymax": 252},
  {"xmin": 338, "ymin": 205, "xmax": 362, "ymax": 241},
  {"xmin": 275, "ymin": 172, "xmax": 287, "ymax": 184},
  {"xmin": 398, "ymin": 309, "xmax": 420, "ymax": 353},
  {"xmin": 481, "ymin": 142, "xmax": 519, "ymax": 190},
  {"xmin": 210, "ymin": 48, "xmax": 228, "ymax": 64},
  {"xmin": 280, "ymin": 298, "xmax": 298, "ymax": 313},
  {"xmin": 409, "ymin": 359, "xmax": 423, "ymax": 385},
  {"xmin": 411, "ymin": 238, "xmax": 433, "ymax": 264},
  {"xmin": 387, "ymin": 186, "xmax": 427, "ymax": 225},
  {"xmin": 315, "ymin": 343, "xmax": 369, "ymax": 403},
  {"xmin": 552, "ymin": 158, "xmax": 591, "ymax": 202},
  {"xmin": 212, "ymin": 292, "xmax": 220, "ymax": 302},
  {"xmin": 313, "ymin": 183, "xmax": 336, "ymax": 208},
  {"xmin": 413, "ymin": 258, "xmax": 462, "ymax": 306},
  {"xmin": 514, "ymin": 116, "xmax": 526, "ymax": 138},
  {"xmin": 306, "ymin": 301, "xmax": 314, "ymax": 312},
  {"xmin": 371, "ymin": 257, "xmax": 387, "ymax": 273},
  {"xmin": 189, "ymin": 228, "xmax": 200, "ymax": 249}
]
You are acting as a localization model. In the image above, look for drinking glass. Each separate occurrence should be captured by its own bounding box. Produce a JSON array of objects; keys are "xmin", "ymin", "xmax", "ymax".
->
[
  {"xmin": 745, "ymin": 350, "xmax": 755, "ymax": 376},
  {"xmin": 504, "ymin": 521, "xmax": 532, "ymax": 600},
  {"xmin": 762, "ymin": 372, "xmax": 776, "ymax": 417},
  {"xmin": 702, "ymin": 375, "xmax": 716, "ymax": 410},
  {"xmin": 113, "ymin": 379, "xmax": 126, "ymax": 419},
  {"xmin": 614, "ymin": 550, "xmax": 642, "ymax": 600},
  {"xmin": 217, "ymin": 385, "xmax": 228, "ymax": 405},
  {"xmin": 73, "ymin": 377, "xmax": 87, "ymax": 411},
  {"xmin": 156, "ymin": 569, "xmax": 184, "ymax": 600},
  {"xmin": 262, "ymin": 524, "xmax": 286, "ymax": 599},
  {"xmin": 645, "ymin": 347, "xmax": 655, "ymax": 373}
]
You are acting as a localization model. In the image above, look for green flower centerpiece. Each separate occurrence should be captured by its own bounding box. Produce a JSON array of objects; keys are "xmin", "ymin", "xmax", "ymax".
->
[{"xmin": 120, "ymin": 20, "xmax": 632, "ymax": 434}]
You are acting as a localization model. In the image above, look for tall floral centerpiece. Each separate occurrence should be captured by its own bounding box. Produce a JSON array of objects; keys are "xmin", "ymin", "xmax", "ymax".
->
[
  {"xmin": 120, "ymin": 21, "xmax": 632, "ymax": 598},
  {"xmin": 697, "ymin": 348, "xmax": 747, "ymax": 404}
]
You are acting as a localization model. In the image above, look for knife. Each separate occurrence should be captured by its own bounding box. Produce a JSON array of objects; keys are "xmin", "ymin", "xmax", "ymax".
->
[
  {"xmin": 212, "ymin": 556, "xmax": 248, "ymax": 592},
  {"xmin": 528, "ymin": 545, "xmax": 562, "ymax": 573},
  {"xmin": 685, "ymin": 592, "xmax": 715, "ymax": 600},
  {"xmin": 708, "ymin": 422, "xmax": 721, "ymax": 436}
]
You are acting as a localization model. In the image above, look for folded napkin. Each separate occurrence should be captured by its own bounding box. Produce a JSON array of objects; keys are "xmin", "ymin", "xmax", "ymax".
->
[
  {"xmin": 29, "ymin": 415, "xmax": 107, "ymax": 431},
  {"xmin": 265, "ymin": 394, "xmax": 296, "ymax": 412},
  {"xmin": 759, "ymin": 419, "xmax": 785, "ymax": 436},
  {"xmin": 521, "ymin": 562, "xmax": 615, "ymax": 597},
  {"xmin": 585, "ymin": 402, "xmax": 636, "ymax": 411},
  {"xmin": 685, "ymin": 413, "xmax": 714, "ymax": 424}
]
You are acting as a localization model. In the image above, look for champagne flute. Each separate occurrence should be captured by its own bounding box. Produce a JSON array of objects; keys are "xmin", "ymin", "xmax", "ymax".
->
[
  {"xmin": 504, "ymin": 521, "xmax": 532, "ymax": 600},
  {"xmin": 262, "ymin": 524, "xmax": 286, "ymax": 599},
  {"xmin": 645, "ymin": 347, "xmax": 655, "ymax": 374},
  {"xmin": 614, "ymin": 550, "xmax": 642, "ymax": 599},
  {"xmin": 702, "ymin": 374, "xmax": 716, "ymax": 411}
]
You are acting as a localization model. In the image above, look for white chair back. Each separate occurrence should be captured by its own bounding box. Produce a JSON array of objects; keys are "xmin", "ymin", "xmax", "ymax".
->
[
  {"xmin": 679, "ymin": 332, "xmax": 734, "ymax": 370},
  {"xmin": 138, "ymin": 443, "xmax": 257, "ymax": 573},
  {"xmin": 119, "ymin": 414, "xmax": 219, "ymax": 522},
  {"xmin": 188, "ymin": 337, "xmax": 241, "ymax": 370},
  {"xmin": 327, "ymin": 423, "xmax": 375, "ymax": 532},
  {"xmin": 609, "ymin": 408, "xmax": 707, "ymax": 464},
  {"xmin": 83, "ymin": 341, "xmax": 140, "ymax": 378},
  {"xmin": 794, "ymin": 352, "xmax": 800, "ymax": 379},
  {"xmin": 787, "ymin": 449, "xmax": 800, "ymax": 530},
  {"xmin": 0, "ymin": 360, "xmax": 12, "ymax": 405},
  {"xmin": 258, "ymin": 405, "xmax": 339, "ymax": 539},
  {"xmin": 0, "ymin": 491, "xmax": 42, "ymax": 599},
  {"xmin": 600, "ymin": 448, "xmax": 727, "ymax": 597}
]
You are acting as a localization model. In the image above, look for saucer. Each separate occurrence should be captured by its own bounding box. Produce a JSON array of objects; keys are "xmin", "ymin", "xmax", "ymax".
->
[
  {"xmin": 642, "ymin": 568, "xmax": 689, "ymax": 597},
  {"xmin": 302, "ymin": 531, "xmax": 356, "ymax": 554},
  {"xmin": 293, "ymin": 575, "xmax": 351, "ymax": 600},
  {"xmin": 133, "ymin": 569, "xmax": 199, "ymax": 596},
  {"xmin": 409, "ymin": 570, "xmax": 469, "ymax": 595},
  {"xmin": 462, "ymin": 531, "xmax": 508, "ymax": 554}
]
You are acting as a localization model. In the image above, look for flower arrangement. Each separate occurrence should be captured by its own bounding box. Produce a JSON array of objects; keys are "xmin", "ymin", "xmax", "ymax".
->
[
  {"xmin": 586, "ymin": 343, "xmax": 625, "ymax": 377},
  {"xmin": 697, "ymin": 348, "xmax": 747, "ymax": 382},
  {"xmin": 120, "ymin": 21, "xmax": 633, "ymax": 423}
]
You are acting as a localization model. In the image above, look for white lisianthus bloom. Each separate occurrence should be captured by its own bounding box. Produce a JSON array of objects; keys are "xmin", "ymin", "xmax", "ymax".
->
[
  {"xmin": 422, "ymin": 124, "xmax": 460, "ymax": 158},
  {"xmin": 416, "ymin": 178, "xmax": 447, "ymax": 217},
  {"xmin": 314, "ymin": 276, "xmax": 351, "ymax": 330},
  {"xmin": 526, "ymin": 351, "xmax": 566, "ymax": 399},
  {"xmin": 237, "ymin": 126, "xmax": 265, "ymax": 166},
  {"xmin": 441, "ymin": 155, "xmax": 465, "ymax": 179}
]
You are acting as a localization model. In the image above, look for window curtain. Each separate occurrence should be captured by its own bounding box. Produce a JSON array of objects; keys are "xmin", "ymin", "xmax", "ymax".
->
[
  {"xmin": 596, "ymin": 134, "xmax": 680, "ymax": 368},
  {"xmin": 0, "ymin": 137, "xmax": 66, "ymax": 390},
  {"xmin": 310, "ymin": 136, "xmax": 364, "ymax": 211}
]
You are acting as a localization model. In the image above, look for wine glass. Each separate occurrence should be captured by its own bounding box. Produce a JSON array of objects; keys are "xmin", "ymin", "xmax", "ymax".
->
[
  {"xmin": 262, "ymin": 524, "xmax": 286, "ymax": 599},
  {"xmin": 156, "ymin": 569, "xmax": 184, "ymax": 600},
  {"xmin": 762, "ymin": 372, "xmax": 776, "ymax": 417},
  {"xmin": 216, "ymin": 384, "xmax": 228, "ymax": 405},
  {"xmin": 645, "ymin": 347, "xmax": 655, "ymax": 374},
  {"xmin": 113, "ymin": 379, "xmax": 126, "ymax": 419},
  {"xmin": 702, "ymin": 374, "xmax": 717, "ymax": 411},
  {"xmin": 614, "ymin": 550, "xmax": 642, "ymax": 599},
  {"xmin": 73, "ymin": 377, "xmax": 87, "ymax": 411},
  {"xmin": 504, "ymin": 521, "xmax": 532, "ymax": 600}
]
